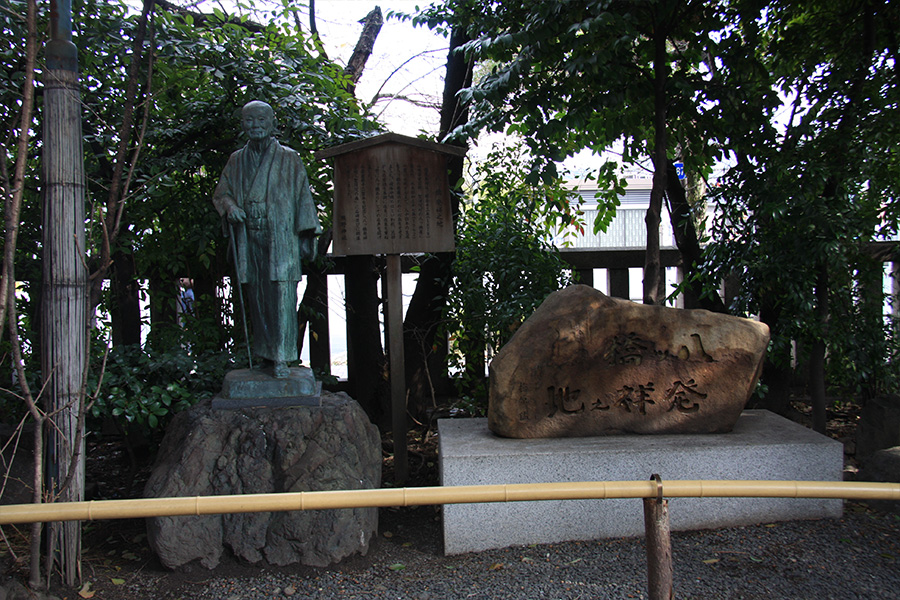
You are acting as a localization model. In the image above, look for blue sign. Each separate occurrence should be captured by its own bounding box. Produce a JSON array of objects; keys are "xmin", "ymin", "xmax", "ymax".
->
[{"xmin": 674, "ymin": 162, "xmax": 686, "ymax": 180}]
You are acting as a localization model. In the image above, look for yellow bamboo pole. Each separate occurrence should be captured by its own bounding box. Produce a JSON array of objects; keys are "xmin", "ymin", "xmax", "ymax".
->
[{"xmin": 0, "ymin": 480, "xmax": 898, "ymax": 525}]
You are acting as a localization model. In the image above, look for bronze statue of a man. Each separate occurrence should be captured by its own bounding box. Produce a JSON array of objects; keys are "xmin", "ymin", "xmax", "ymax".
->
[{"xmin": 213, "ymin": 101, "xmax": 321, "ymax": 378}]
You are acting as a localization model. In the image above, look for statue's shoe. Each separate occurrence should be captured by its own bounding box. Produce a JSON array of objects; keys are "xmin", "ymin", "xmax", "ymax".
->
[{"xmin": 273, "ymin": 361, "xmax": 290, "ymax": 379}]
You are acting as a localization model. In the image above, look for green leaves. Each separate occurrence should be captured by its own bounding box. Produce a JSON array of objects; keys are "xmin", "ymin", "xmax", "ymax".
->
[
  {"xmin": 89, "ymin": 343, "xmax": 234, "ymax": 438},
  {"xmin": 699, "ymin": 1, "xmax": 900, "ymax": 397},
  {"xmin": 421, "ymin": 0, "xmax": 900, "ymax": 401},
  {"xmin": 445, "ymin": 143, "xmax": 575, "ymax": 404}
]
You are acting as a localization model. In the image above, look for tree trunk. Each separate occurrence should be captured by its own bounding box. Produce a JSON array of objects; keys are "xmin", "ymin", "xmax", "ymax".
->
[
  {"xmin": 643, "ymin": 24, "xmax": 668, "ymax": 306},
  {"xmin": 299, "ymin": 232, "xmax": 333, "ymax": 373},
  {"xmin": 345, "ymin": 255, "xmax": 388, "ymax": 424},
  {"xmin": 403, "ymin": 25, "xmax": 472, "ymax": 419},
  {"xmin": 41, "ymin": 59, "xmax": 88, "ymax": 587},
  {"xmin": 805, "ymin": 4, "xmax": 872, "ymax": 424},
  {"xmin": 343, "ymin": 7, "xmax": 383, "ymax": 96},
  {"xmin": 463, "ymin": 330, "xmax": 486, "ymax": 397},
  {"xmin": 111, "ymin": 247, "xmax": 141, "ymax": 347},
  {"xmin": 756, "ymin": 299, "xmax": 793, "ymax": 415},
  {"xmin": 809, "ymin": 263, "xmax": 828, "ymax": 434},
  {"xmin": 856, "ymin": 253, "xmax": 887, "ymax": 400},
  {"xmin": 5, "ymin": 2, "xmax": 41, "ymax": 588},
  {"xmin": 146, "ymin": 273, "xmax": 177, "ymax": 350},
  {"xmin": 89, "ymin": 0, "xmax": 154, "ymax": 312},
  {"xmin": 305, "ymin": 266, "xmax": 331, "ymax": 374},
  {"xmin": 193, "ymin": 276, "xmax": 226, "ymax": 350},
  {"xmin": 665, "ymin": 159, "xmax": 727, "ymax": 312}
]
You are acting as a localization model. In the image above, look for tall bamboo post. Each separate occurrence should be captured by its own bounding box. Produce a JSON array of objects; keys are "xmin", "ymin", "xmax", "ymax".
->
[{"xmin": 42, "ymin": 0, "xmax": 88, "ymax": 586}]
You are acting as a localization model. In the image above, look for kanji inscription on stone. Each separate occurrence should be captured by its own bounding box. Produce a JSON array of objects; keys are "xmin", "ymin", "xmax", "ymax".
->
[{"xmin": 488, "ymin": 285, "xmax": 771, "ymax": 438}]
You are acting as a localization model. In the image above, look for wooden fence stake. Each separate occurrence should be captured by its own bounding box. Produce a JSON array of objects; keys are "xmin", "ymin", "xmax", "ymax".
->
[
  {"xmin": 385, "ymin": 253, "xmax": 407, "ymax": 483},
  {"xmin": 644, "ymin": 474, "xmax": 674, "ymax": 600}
]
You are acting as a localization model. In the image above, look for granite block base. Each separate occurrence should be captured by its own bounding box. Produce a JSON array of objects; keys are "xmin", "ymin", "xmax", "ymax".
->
[{"xmin": 439, "ymin": 410, "xmax": 843, "ymax": 554}]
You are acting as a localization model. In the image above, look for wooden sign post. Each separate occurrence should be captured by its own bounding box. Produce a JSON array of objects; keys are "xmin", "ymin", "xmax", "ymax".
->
[{"xmin": 317, "ymin": 133, "xmax": 465, "ymax": 482}]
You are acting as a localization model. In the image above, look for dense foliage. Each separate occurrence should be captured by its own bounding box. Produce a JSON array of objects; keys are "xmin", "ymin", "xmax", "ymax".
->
[
  {"xmin": 415, "ymin": 0, "xmax": 900, "ymax": 410},
  {"xmin": 446, "ymin": 145, "xmax": 575, "ymax": 404},
  {"xmin": 0, "ymin": 0, "xmax": 379, "ymax": 435},
  {"xmin": 88, "ymin": 340, "xmax": 234, "ymax": 440},
  {"xmin": 699, "ymin": 0, "xmax": 900, "ymax": 400}
]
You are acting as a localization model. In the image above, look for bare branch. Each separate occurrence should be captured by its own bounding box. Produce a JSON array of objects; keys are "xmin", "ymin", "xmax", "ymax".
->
[
  {"xmin": 0, "ymin": 0, "xmax": 38, "ymax": 342},
  {"xmin": 0, "ymin": 527, "xmax": 20, "ymax": 566},
  {"xmin": 372, "ymin": 63, "xmax": 446, "ymax": 121},
  {"xmin": 0, "ymin": 415, "xmax": 30, "ymax": 500},
  {"xmin": 367, "ymin": 47, "xmax": 444, "ymax": 104},
  {"xmin": 6, "ymin": 234, "xmax": 42, "ymax": 588},
  {"xmin": 370, "ymin": 93, "xmax": 440, "ymax": 111}
]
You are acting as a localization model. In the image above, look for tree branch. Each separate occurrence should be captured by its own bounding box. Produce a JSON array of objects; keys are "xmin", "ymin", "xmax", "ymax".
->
[
  {"xmin": 370, "ymin": 93, "xmax": 440, "ymax": 111},
  {"xmin": 116, "ymin": 20, "xmax": 157, "ymax": 237},
  {"xmin": 343, "ymin": 7, "xmax": 383, "ymax": 94},
  {"xmin": 153, "ymin": 0, "xmax": 267, "ymax": 33},
  {"xmin": 7, "ymin": 238, "xmax": 43, "ymax": 588},
  {"xmin": 0, "ymin": 0, "xmax": 37, "ymax": 343},
  {"xmin": 367, "ymin": 47, "xmax": 444, "ymax": 105},
  {"xmin": 92, "ymin": 0, "xmax": 155, "ymax": 311}
]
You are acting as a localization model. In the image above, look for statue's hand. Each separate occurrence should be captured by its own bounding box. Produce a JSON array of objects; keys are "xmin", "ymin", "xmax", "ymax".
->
[
  {"xmin": 299, "ymin": 235, "xmax": 317, "ymax": 262},
  {"xmin": 227, "ymin": 206, "xmax": 246, "ymax": 223}
]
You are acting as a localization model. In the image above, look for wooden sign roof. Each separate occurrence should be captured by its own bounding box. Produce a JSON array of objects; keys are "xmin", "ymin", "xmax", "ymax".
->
[{"xmin": 315, "ymin": 132, "xmax": 467, "ymax": 160}]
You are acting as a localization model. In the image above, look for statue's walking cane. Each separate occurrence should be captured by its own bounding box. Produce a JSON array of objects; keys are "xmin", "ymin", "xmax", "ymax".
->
[{"xmin": 228, "ymin": 221, "xmax": 254, "ymax": 369}]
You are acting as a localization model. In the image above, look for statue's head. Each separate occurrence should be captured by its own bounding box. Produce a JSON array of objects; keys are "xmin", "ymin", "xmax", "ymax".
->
[{"xmin": 241, "ymin": 101, "xmax": 275, "ymax": 142}]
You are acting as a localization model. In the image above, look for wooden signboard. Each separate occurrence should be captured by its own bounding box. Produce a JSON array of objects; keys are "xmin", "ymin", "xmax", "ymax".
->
[
  {"xmin": 316, "ymin": 133, "xmax": 465, "ymax": 484},
  {"xmin": 316, "ymin": 133, "xmax": 464, "ymax": 256}
]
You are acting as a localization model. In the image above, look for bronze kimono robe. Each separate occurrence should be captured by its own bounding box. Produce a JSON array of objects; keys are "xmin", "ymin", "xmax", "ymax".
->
[{"xmin": 213, "ymin": 138, "xmax": 321, "ymax": 363}]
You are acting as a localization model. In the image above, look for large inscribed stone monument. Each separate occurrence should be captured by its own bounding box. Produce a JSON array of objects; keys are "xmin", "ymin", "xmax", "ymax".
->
[{"xmin": 489, "ymin": 285, "xmax": 770, "ymax": 438}]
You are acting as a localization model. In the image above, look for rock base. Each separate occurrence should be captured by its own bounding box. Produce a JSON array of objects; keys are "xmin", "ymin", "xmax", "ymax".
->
[
  {"xmin": 856, "ymin": 394, "xmax": 900, "ymax": 459},
  {"xmin": 859, "ymin": 447, "xmax": 900, "ymax": 513},
  {"xmin": 145, "ymin": 391, "xmax": 380, "ymax": 569}
]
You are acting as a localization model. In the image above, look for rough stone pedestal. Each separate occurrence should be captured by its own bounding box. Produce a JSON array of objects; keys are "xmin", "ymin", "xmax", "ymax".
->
[
  {"xmin": 856, "ymin": 394, "xmax": 900, "ymax": 459},
  {"xmin": 145, "ymin": 391, "xmax": 380, "ymax": 569},
  {"xmin": 859, "ymin": 447, "xmax": 900, "ymax": 513},
  {"xmin": 440, "ymin": 410, "xmax": 843, "ymax": 555}
]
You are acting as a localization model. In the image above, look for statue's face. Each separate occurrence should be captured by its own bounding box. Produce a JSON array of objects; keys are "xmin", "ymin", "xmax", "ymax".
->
[{"xmin": 242, "ymin": 105, "xmax": 275, "ymax": 141}]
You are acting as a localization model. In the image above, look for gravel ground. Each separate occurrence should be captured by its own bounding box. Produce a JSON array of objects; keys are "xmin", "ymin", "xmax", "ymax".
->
[
  {"xmin": 30, "ymin": 406, "xmax": 895, "ymax": 600},
  {"xmin": 78, "ymin": 502, "xmax": 900, "ymax": 600}
]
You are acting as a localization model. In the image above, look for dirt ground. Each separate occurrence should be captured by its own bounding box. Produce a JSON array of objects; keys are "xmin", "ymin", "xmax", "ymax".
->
[
  {"xmin": 0, "ymin": 420, "xmax": 444, "ymax": 600},
  {"xmin": 0, "ymin": 400, "xmax": 881, "ymax": 599}
]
